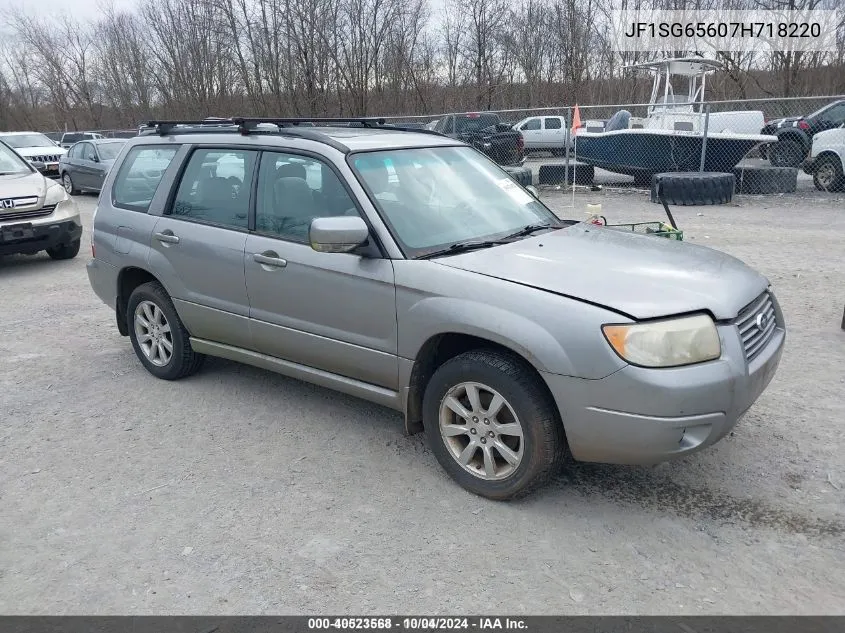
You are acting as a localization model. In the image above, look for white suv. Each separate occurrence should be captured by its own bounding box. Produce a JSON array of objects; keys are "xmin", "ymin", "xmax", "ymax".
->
[{"xmin": 0, "ymin": 131, "xmax": 67, "ymax": 178}]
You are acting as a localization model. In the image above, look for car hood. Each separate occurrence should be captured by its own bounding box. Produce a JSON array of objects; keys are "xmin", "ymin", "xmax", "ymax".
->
[
  {"xmin": 435, "ymin": 224, "xmax": 769, "ymax": 321},
  {"xmin": 0, "ymin": 170, "xmax": 48, "ymax": 199},
  {"xmin": 12, "ymin": 146, "xmax": 67, "ymax": 157}
]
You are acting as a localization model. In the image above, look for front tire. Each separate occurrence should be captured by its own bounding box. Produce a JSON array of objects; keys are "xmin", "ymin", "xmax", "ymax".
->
[
  {"xmin": 126, "ymin": 281, "xmax": 205, "ymax": 380},
  {"xmin": 813, "ymin": 155, "xmax": 845, "ymax": 192},
  {"xmin": 422, "ymin": 349, "xmax": 566, "ymax": 500},
  {"xmin": 46, "ymin": 239, "xmax": 80, "ymax": 260}
]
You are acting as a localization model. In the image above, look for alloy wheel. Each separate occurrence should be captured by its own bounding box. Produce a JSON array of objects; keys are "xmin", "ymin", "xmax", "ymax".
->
[
  {"xmin": 438, "ymin": 381, "xmax": 525, "ymax": 480},
  {"xmin": 134, "ymin": 300, "xmax": 173, "ymax": 367}
]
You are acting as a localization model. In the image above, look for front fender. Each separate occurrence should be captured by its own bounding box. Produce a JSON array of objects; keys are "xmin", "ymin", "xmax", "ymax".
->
[{"xmin": 401, "ymin": 296, "xmax": 574, "ymax": 375}]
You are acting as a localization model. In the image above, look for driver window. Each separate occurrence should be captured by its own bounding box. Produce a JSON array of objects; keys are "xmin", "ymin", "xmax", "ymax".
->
[
  {"xmin": 522, "ymin": 118, "xmax": 541, "ymax": 131},
  {"xmin": 255, "ymin": 151, "xmax": 359, "ymax": 242},
  {"xmin": 86, "ymin": 145, "xmax": 98, "ymax": 161}
]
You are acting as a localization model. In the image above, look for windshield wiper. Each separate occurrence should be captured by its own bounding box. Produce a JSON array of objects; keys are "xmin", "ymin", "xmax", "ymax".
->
[
  {"xmin": 417, "ymin": 239, "xmax": 509, "ymax": 260},
  {"xmin": 501, "ymin": 222, "xmax": 557, "ymax": 240}
]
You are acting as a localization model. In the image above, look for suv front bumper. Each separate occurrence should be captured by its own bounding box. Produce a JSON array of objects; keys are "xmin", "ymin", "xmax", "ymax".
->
[
  {"xmin": 0, "ymin": 217, "xmax": 82, "ymax": 256},
  {"xmin": 542, "ymin": 320, "xmax": 785, "ymax": 465}
]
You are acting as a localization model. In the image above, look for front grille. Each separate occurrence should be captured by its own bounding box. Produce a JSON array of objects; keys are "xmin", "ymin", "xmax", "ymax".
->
[
  {"xmin": 0, "ymin": 204, "xmax": 56, "ymax": 221},
  {"xmin": 31, "ymin": 154, "xmax": 61, "ymax": 163},
  {"xmin": 735, "ymin": 291, "xmax": 778, "ymax": 362}
]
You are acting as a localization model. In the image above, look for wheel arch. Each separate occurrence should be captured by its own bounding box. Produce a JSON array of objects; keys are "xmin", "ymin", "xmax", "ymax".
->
[
  {"xmin": 404, "ymin": 332, "xmax": 562, "ymax": 436},
  {"xmin": 774, "ymin": 128, "xmax": 810, "ymax": 148},
  {"xmin": 815, "ymin": 149, "xmax": 844, "ymax": 167},
  {"xmin": 115, "ymin": 266, "xmax": 165, "ymax": 336}
]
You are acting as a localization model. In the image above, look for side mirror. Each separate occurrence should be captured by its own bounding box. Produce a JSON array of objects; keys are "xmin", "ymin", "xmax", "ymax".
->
[
  {"xmin": 309, "ymin": 216, "xmax": 369, "ymax": 254},
  {"xmin": 30, "ymin": 160, "xmax": 47, "ymax": 173},
  {"xmin": 526, "ymin": 185, "xmax": 540, "ymax": 199}
]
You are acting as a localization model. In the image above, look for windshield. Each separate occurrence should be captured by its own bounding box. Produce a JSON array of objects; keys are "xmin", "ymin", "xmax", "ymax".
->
[
  {"xmin": 349, "ymin": 146, "xmax": 559, "ymax": 258},
  {"xmin": 96, "ymin": 141, "xmax": 126, "ymax": 160},
  {"xmin": 1, "ymin": 133, "xmax": 56, "ymax": 149},
  {"xmin": 0, "ymin": 142, "xmax": 33, "ymax": 175}
]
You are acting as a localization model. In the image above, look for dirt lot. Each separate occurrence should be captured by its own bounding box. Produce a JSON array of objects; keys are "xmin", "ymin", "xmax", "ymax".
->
[{"xmin": 1, "ymin": 177, "xmax": 844, "ymax": 615}]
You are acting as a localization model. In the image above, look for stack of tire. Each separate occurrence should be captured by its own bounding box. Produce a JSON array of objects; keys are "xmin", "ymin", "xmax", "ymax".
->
[
  {"xmin": 503, "ymin": 165, "xmax": 533, "ymax": 187},
  {"xmin": 649, "ymin": 172, "xmax": 735, "ymax": 206},
  {"xmin": 733, "ymin": 164, "xmax": 798, "ymax": 194}
]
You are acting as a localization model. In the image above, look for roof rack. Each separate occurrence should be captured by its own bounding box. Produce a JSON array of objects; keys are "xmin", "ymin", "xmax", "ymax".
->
[{"xmin": 138, "ymin": 116, "xmax": 449, "ymax": 151}]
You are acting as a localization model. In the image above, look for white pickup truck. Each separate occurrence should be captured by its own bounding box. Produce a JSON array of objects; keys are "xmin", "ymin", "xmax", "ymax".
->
[{"xmin": 511, "ymin": 115, "xmax": 570, "ymax": 155}]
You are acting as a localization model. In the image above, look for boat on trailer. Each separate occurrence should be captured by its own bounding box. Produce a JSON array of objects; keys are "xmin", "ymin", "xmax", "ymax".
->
[{"xmin": 573, "ymin": 57, "xmax": 777, "ymax": 184}]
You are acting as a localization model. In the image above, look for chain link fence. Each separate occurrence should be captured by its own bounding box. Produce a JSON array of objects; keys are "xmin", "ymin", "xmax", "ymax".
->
[{"xmin": 383, "ymin": 95, "xmax": 845, "ymax": 198}]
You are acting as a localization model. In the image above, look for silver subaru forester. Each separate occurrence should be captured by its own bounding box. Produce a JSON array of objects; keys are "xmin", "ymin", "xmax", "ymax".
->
[{"xmin": 86, "ymin": 118, "xmax": 785, "ymax": 499}]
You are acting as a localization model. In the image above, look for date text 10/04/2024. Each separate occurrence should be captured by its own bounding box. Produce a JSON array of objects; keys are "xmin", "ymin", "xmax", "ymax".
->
[{"xmin": 307, "ymin": 618, "xmax": 528, "ymax": 630}]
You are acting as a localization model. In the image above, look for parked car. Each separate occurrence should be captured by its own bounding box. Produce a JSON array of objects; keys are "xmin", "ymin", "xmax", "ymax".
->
[
  {"xmin": 761, "ymin": 99, "xmax": 845, "ymax": 168},
  {"xmin": 512, "ymin": 115, "xmax": 570, "ymax": 155},
  {"xmin": 59, "ymin": 131, "xmax": 105, "ymax": 149},
  {"xmin": 801, "ymin": 124, "xmax": 845, "ymax": 192},
  {"xmin": 0, "ymin": 139, "xmax": 82, "ymax": 260},
  {"xmin": 0, "ymin": 131, "xmax": 66, "ymax": 178},
  {"xmin": 59, "ymin": 139, "xmax": 128, "ymax": 194},
  {"xmin": 432, "ymin": 112, "xmax": 525, "ymax": 166},
  {"xmin": 86, "ymin": 117, "xmax": 784, "ymax": 500}
]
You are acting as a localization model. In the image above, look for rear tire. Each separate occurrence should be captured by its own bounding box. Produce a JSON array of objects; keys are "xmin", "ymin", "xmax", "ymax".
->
[
  {"xmin": 422, "ymin": 349, "xmax": 566, "ymax": 500},
  {"xmin": 650, "ymin": 172, "xmax": 734, "ymax": 205},
  {"xmin": 62, "ymin": 172, "xmax": 80, "ymax": 195},
  {"xmin": 46, "ymin": 239, "xmax": 80, "ymax": 260},
  {"xmin": 126, "ymin": 281, "xmax": 205, "ymax": 380},
  {"xmin": 769, "ymin": 138, "xmax": 806, "ymax": 168}
]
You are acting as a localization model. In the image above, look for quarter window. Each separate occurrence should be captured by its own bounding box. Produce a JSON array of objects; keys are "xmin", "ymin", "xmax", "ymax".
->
[
  {"xmin": 255, "ymin": 152, "xmax": 359, "ymax": 241},
  {"xmin": 112, "ymin": 145, "xmax": 179, "ymax": 212},
  {"xmin": 168, "ymin": 148, "xmax": 257, "ymax": 230}
]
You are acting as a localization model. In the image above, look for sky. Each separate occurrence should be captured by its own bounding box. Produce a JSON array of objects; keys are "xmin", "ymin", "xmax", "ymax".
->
[{"xmin": 0, "ymin": 0, "xmax": 136, "ymax": 23}]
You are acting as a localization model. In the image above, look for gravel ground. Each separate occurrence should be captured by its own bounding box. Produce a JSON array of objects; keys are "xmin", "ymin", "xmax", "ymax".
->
[{"xmin": 1, "ymin": 178, "xmax": 844, "ymax": 615}]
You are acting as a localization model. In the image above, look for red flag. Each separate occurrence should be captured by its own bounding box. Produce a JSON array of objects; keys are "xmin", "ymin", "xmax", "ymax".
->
[{"xmin": 571, "ymin": 104, "xmax": 582, "ymax": 137}]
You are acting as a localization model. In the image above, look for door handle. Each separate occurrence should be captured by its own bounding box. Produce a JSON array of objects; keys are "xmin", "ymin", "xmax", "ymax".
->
[
  {"xmin": 253, "ymin": 252, "xmax": 287, "ymax": 268},
  {"xmin": 154, "ymin": 231, "xmax": 180, "ymax": 244}
]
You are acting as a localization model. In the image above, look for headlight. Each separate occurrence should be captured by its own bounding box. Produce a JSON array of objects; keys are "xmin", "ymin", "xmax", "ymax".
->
[
  {"xmin": 45, "ymin": 183, "xmax": 69, "ymax": 206},
  {"xmin": 602, "ymin": 314, "xmax": 721, "ymax": 368}
]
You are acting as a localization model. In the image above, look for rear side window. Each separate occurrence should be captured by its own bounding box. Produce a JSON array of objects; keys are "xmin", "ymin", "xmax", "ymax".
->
[
  {"xmin": 112, "ymin": 146, "xmax": 178, "ymax": 212},
  {"xmin": 544, "ymin": 117, "xmax": 562, "ymax": 130},
  {"xmin": 168, "ymin": 148, "xmax": 258, "ymax": 230}
]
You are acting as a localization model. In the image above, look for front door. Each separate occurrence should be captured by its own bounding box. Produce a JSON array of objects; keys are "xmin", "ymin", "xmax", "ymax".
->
[
  {"xmin": 147, "ymin": 147, "xmax": 257, "ymax": 350},
  {"xmin": 244, "ymin": 150, "xmax": 398, "ymax": 389},
  {"xmin": 519, "ymin": 118, "xmax": 542, "ymax": 149}
]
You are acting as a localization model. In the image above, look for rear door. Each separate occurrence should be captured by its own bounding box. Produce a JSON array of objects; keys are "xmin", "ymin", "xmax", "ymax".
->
[
  {"xmin": 243, "ymin": 150, "xmax": 398, "ymax": 389},
  {"xmin": 543, "ymin": 117, "xmax": 566, "ymax": 149},
  {"xmin": 76, "ymin": 142, "xmax": 98, "ymax": 189},
  {"xmin": 147, "ymin": 147, "xmax": 256, "ymax": 350}
]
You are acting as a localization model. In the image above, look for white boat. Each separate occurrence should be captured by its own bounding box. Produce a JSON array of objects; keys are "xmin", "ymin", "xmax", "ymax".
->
[{"xmin": 574, "ymin": 57, "xmax": 777, "ymax": 184}]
